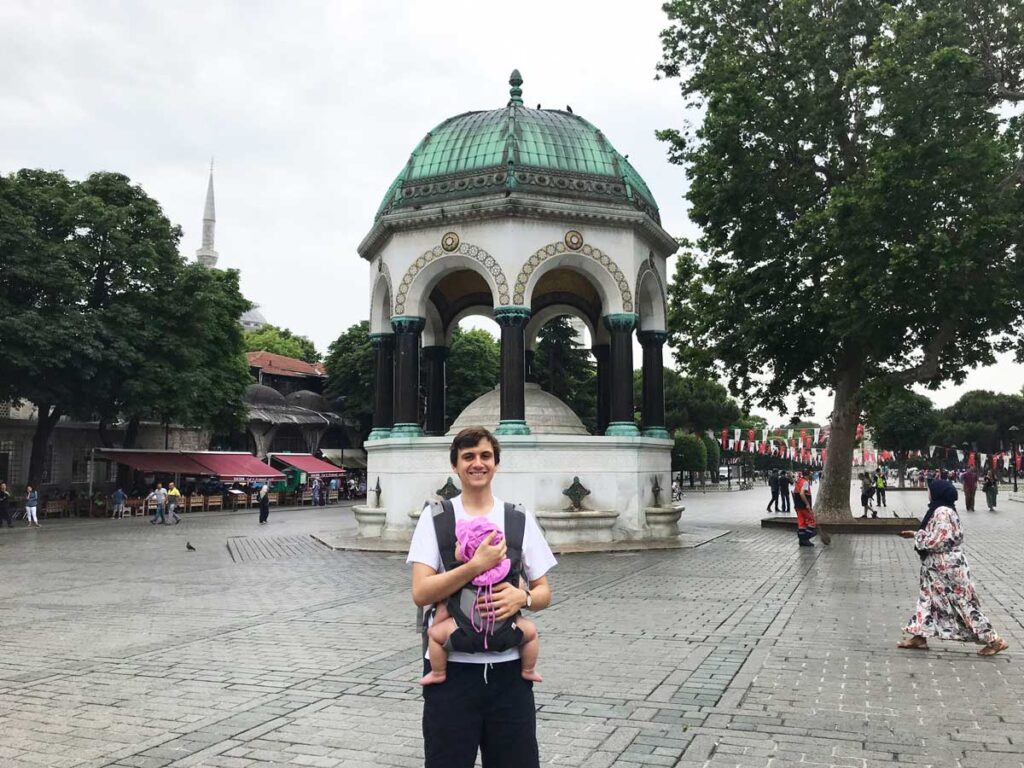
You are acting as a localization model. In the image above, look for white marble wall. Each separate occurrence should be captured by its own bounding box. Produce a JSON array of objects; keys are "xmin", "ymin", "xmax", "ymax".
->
[{"xmin": 365, "ymin": 434, "xmax": 672, "ymax": 542}]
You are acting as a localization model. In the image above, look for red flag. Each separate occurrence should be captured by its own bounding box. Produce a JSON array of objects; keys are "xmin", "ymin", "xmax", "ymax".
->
[
  {"xmin": 1016, "ymin": 454, "xmax": 1022, "ymax": 472},
  {"xmin": 721, "ymin": 429, "xmax": 728, "ymax": 450},
  {"xmin": 748, "ymin": 430, "xmax": 755, "ymax": 445},
  {"xmin": 856, "ymin": 423, "xmax": 865, "ymax": 440},
  {"xmin": 968, "ymin": 452, "xmax": 976, "ymax": 468}
]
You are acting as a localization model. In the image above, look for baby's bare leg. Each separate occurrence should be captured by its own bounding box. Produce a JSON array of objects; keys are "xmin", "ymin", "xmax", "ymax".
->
[
  {"xmin": 419, "ymin": 616, "xmax": 456, "ymax": 686},
  {"xmin": 517, "ymin": 617, "xmax": 542, "ymax": 682}
]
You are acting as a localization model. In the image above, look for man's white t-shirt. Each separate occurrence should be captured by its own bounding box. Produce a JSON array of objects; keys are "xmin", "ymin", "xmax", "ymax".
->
[{"xmin": 406, "ymin": 495, "xmax": 557, "ymax": 665}]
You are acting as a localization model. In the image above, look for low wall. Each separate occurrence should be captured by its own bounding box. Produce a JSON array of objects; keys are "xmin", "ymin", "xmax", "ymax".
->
[{"xmin": 364, "ymin": 434, "xmax": 673, "ymax": 542}]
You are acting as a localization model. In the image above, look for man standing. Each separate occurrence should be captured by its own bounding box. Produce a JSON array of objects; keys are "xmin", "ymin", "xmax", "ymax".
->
[
  {"xmin": 962, "ymin": 466, "xmax": 978, "ymax": 512},
  {"xmin": 167, "ymin": 482, "xmax": 182, "ymax": 524},
  {"xmin": 258, "ymin": 483, "xmax": 270, "ymax": 525},
  {"xmin": 408, "ymin": 427, "xmax": 556, "ymax": 768},
  {"xmin": 766, "ymin": 470, "xmax": 780, "ymax": 513},
  {"xmin": 777, "ymin": 471, "xmax": 792, "ymax": 515},
  {"xmin": 874, "ymin": 470, "xmax": 887, "ymax": 509},
  {"xmin": 148, "ymin": 483, "xmax": 168, "ymax": 525},
  {"xmin": 111, "ymin": 487, "xmax": 127, "ymax": 519},
  {"xmin": 0, "ymin": 482, "xmax": 12, "ymax": 528}
]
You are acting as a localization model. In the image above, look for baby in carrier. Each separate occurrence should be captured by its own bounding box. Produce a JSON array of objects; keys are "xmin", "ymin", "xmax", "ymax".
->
[{"xmin": 419, "ymin": 517, "xmax": 542, "ymax": 686}]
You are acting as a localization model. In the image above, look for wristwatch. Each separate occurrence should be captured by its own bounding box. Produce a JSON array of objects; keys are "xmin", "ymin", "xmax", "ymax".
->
[{"xmin": 524, "ymin": 591, "xmax": 533, "ymax": 610}]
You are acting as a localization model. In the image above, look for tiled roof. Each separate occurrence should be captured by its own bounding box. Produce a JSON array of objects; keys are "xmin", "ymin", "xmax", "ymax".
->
[{"xmin": 246, "ymin": 351, "xmax": 325, "ymax": 378}]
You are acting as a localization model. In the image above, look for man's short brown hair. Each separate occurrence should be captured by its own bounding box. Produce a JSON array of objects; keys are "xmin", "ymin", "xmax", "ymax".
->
[{"xmin": 450, "ymin": 427, "xmax": 501, "ymax": 467}]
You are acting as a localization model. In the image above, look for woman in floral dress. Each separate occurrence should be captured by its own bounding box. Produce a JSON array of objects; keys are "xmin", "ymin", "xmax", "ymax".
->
[{"xmin": 898, "ymin": 478, "xmax": 1007, "ymax": 655}]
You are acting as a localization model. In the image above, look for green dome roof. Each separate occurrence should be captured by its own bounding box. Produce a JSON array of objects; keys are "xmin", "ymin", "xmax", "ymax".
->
[{"xmin": 376, "ymin": 70, "xmax": 660, "ymax": 223}]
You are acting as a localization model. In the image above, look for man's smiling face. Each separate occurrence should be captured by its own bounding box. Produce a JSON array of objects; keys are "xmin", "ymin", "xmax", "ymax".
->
[{"xmin": 453, "ymin": 437, "xmax": 497, "ymax": 491}]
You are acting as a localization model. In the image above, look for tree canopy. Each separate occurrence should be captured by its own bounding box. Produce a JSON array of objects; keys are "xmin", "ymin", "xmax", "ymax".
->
[
  {"xmin": 446, "ymin": 327, "xmax": 501, "ymax": 421},
  {"xmin": 0, "ymin": 169, "xmax": 252, "ymax": 485},
  {"xmin": 324, "ymin": 321, "xmax": 374, "ymax": 439},
  {"xmin": 673, "ymin": 433, "xmax": 707, "ymax": 475},
  {"xmin": 243, "ymin": 324, "xmax": 320, "ymax": 363},
  {"xmin": 658, "ymin": 0, "xmax": 1024, "ymax": 518}
]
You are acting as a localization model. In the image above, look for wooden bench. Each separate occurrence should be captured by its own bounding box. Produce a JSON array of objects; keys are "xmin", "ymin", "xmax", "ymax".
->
[
  {"xmin": 204, "ymin": 494, "xmax": 223, "ymax": 512},
  {"xmin": 42, "ymin": 499, "xmax": 69, "ymax": 519}
]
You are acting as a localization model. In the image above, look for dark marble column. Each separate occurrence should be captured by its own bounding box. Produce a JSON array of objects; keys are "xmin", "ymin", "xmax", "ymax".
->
[
  {"xmin": 603, "ymin": 313, "xmax": 639, "ymax": 436},
  {"xmin": 390, "ymin": 316, "xmax": 425, "ymax": 437},
  {"xmin": 367, "ymin": 333, "xmax": 395, "ymax": 440},
  {"xmin": 592, "ymin": 344, "xmax": 610, "ymax": 436},
  {"xmin": 638, "ymin": 330, "xmax": 669, "ymax": 438},
  {"xmin": 494, "ymin": 306, "xmax": 531, "ymax": 435},
  {"xmin": 422, "ymin": 345, "xmax": 448, "ymax": 436}
]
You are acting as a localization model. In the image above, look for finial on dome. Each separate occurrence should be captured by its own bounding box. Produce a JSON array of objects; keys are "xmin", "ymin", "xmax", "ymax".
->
[{"xmin": 509, "ymin": 69, "xmax": 523, "ymax": 106}]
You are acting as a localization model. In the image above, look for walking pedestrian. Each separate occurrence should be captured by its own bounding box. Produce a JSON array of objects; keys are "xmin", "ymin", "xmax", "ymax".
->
[
  {"xmin": 897, "ymin": 479, "xmax": 1007, "ymax": 655},
  {"xmin": 962, "ymin": 466, "xmax": 977, "ymax": 511},
  {"xmin": 983, "ymin": 468, "xmax": 998, "ymax": 511},
  {"xmin": 111, "ymin": 487, "xmax": 127, "ymax": 519},
  {"xmin": 858, "ymin": 472, "xmax": 876, "ymax": 518},
  {"xmin": 777, "ymin": 471, "xmax": 791, "ymax": 514},
  {"xmin": 167, "ymin": 482, "xmax": 182, "ymax": 524},
  {"xmin": 258, "ymin": 483, "xmax": 270, "ymax": 525},
  {"xmin": 408, "ymin": 427, "xmax": 556, "ymax": 768},
  {"xmin": 148, "ymin": 483, "xmax": 167, "ymax": 525},
  {"xmin": 0, "ymin": 482, "xmax": 12, "ymax": 528},
  {"xmin": 766, "ymin": 470, "xmax": 780, "ymax": 513},
  {"xmin": 24, "ymin": 485, "xmax": 39, "ymax": 527}
]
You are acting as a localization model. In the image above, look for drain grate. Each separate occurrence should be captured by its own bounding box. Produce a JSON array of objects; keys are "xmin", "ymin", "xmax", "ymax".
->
[{"xmin": 226, "ymin": 535, "xmax": 332, "ymax": 563}]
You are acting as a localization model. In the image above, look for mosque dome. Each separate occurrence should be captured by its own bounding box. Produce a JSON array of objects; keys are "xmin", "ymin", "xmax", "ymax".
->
[
  {"xmin": 376, "ymin": 70, "xmax": 660, "ymax": 224},
  {"xmin": 447, "ymin": 383, "xmax": 589, "ymax": 436},
  {"xmin": 244, "ymin": 383, "xmax": 287, "ymax": 407},
  {"xmin": 286, "ymin": 389, "xmax": 331, "ymax": 412},
  {"xmin": 241, "ymin": 306, "xmax": 268, "ymax": 331}
]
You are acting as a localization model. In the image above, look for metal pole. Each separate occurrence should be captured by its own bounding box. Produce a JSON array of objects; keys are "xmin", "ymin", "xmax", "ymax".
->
[{"xmin": 88, "ymin": 447, "xmax": 95, "ymax": 516}]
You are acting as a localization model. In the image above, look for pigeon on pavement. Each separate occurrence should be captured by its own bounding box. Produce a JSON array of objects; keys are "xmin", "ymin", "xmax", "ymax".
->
[{"xmin": 186, "ymin": 542, "xmax": 196, "ymax": 552}]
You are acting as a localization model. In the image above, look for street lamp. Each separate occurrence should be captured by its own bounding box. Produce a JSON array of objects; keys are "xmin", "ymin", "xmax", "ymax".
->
[{"xmin": 1010, "ymin": 425, "xmax": 1019, "ymax": 493}]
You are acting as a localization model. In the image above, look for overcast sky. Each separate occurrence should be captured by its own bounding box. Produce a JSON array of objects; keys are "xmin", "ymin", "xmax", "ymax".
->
[{"xmin": 2, "ymin": 1, "xmax": 1020, "ymax": 424}]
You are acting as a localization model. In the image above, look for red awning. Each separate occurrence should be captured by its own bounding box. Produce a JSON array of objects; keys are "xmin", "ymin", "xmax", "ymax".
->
[
  {"xmin": 98, "ymin": 450, "xmax": 285, "ymax": 482},
  {"xmin": 99, "ymin": 450, "xmax": 214, "ymax": 475},
  {"xmin": 190, "ymin": 453, "xmax": 286, "ymax": 482},
  {"xmin": 268, "ymin": 453, "xmax": 345, "ymax": 477}
]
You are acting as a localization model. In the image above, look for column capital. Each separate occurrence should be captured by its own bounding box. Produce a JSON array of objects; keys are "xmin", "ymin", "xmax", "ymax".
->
[
  {"xmin": 369, "ymin": 332, "xmax": 395, "ymax": 349},
  {"xmin": 602, "ymin": 312, "xmax": 637, "ymax": 332},
  {"xmin": 637, "ymin": 330, "xmax": 668, "ymax": 347},
  {"xmin": 391, "ymin": 315, "xmax": 426, "ymax": 334},
  {"xmin": 494, "ymin": 305, "xmax": 532, "ymax": 327}
]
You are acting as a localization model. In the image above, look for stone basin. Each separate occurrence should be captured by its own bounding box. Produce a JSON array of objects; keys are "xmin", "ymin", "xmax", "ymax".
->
[
  {"xmin": 534, "ymin": 509, "xmax": 619, "ymax": 545},
  {"xmin": 352, "ymin": 506, "xmax": 387, "ymax": 538},
  {"xmin": 644, "ymin": 505, "xmax": 684, "ymax": 538}
]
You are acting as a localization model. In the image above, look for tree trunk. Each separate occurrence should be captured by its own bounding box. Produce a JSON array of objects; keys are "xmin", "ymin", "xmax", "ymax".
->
[
  {"xmin": 816, "ymin": 360, "xmax": 863, "ymax": 521},
  {"xmin": 897, "ymin": 454, "xmax": 906, "ymax": 489},
  {"xmin": 97, "ymin": 418, "xmax": 115, "ymax": 448},
  {"xmin": 27, "ymin": 403, "xmax": 62, "ymax": 487}
]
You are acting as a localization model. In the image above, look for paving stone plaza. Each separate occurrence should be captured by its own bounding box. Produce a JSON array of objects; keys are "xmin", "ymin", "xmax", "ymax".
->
[{"xmin": 2, "ymin": 487, "xmax": 1023, "ymax": 767}]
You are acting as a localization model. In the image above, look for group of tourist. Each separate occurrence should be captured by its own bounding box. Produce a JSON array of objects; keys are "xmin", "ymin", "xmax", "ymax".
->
[
  {"xmin": 857, "ymin": 469, "xmax": 887, "ymax": 517},
  {"xmin": 0, "ymin": 481, "xmax": 40, "ymax": 528}
]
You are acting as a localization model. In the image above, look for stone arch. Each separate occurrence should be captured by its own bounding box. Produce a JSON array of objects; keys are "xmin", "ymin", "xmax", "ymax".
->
[
  {"xmin": 394, "ymin": 240, "xmax": 511, "ymax": 318},
  {"xmin": 369, "ymin": 261, "xmax": 393, "ymax": 335},
  {"xmin": 525, "ymin": 303, "xmax": 600, "ymax": 352},
  {"xmin": 514, "ymin": 237, "xmax": 633, "ymax": 314},
  {"xmin": 422, "ymin": 299, "xmax": 445, "ymax": 347},
  {"xmin": 444, "ymin": 305, "xmax": 496, "ymax": 346},
  {"xmin": 635, "ymin": 260, "xmax": 667, "ymax": 332}
]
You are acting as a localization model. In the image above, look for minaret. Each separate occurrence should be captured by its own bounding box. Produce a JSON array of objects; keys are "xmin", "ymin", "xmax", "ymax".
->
[{"xmin": 195, "ymin": 160, "xmax": 219, "ymax": 267}]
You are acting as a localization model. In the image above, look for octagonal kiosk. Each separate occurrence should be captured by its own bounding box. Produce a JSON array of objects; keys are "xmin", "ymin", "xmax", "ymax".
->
[{"xmin": 355, "ymin": 71, "xmax": 680, "ymax": 548}]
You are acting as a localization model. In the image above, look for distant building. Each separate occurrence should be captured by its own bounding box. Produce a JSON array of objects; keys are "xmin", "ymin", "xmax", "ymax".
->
[{"xmin": 246, "ymin": 351, "xmax": 326, "ymax": 396}]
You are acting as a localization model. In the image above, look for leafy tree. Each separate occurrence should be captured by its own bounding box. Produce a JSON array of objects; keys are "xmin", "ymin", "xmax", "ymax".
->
[
  {"xmin": 637, "ymin": 370, "xmax": 742, "ymax": 434},
  {"xmin": 243, "ymin": 324, "xmax": 320, "ymax": 363},
  {"xmin": 658, "ymin": 0, "xmax": 1024, "ymax": 519},
  {"xmin": 864, "ymin": 388, "xmax": 939, "ymax": 487},
  {"xmin": 931, "ymin": 390, "xmax": 1024, "ymax": 453},
  {"xmin": 673, "ymin": 433, "xmax": 707, "ymax": 487},
  {"xmin": 446, "ymin": 327, "xmax": 500, "ymax": 421},
  {"xmin": 533, "ymin": 317, "xmax": 596, "ymax": 432},
  {"xmin": 701, "ymin": 434, "xmax": 721, "ymax": 483},
  {"xmin": 324, "ymin": 321, "xmax": 374, "ymax": 440}
]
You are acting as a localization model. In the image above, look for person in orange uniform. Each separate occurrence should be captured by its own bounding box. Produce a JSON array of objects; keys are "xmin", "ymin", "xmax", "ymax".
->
[{"xmin": 793, "ymin": 469, "xmax": 830, "ymax": 547}]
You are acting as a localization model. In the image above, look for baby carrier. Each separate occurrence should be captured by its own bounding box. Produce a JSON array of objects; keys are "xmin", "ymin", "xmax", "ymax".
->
[{"xmin": 420, "ymin": 499, "xmax": 527, "ymax": 655}]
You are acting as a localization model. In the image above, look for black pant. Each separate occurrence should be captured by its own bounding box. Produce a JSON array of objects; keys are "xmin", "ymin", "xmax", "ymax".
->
[
  {"xmin": 259, "ymin": 503, "xmax": 269, "ymax": 523},
  {"xmin": 0, "ymin": 506, "xmax": 11, "ymax": 527},
  {"xmin": 779, "ymin": 489, "xmax": 790, "ymax": 513},
  {"xmin": 422, "ymin": 660, "xmax": 539, "ymax": 768},
  {"xmin": 768, "ymin": 489, "xmax": 779, "ymax": 511},
  {"xmin": 876, "ymin": 488, "xmax": 886, "ymax": 506}
]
